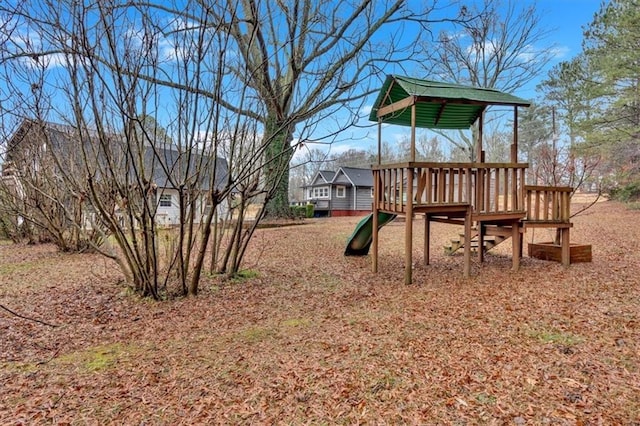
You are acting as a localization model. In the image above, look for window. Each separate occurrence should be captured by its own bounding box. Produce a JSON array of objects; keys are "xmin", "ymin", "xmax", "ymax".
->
[
  {"xmin": 312, "ymin": 186, "xmax": 329, "ymax": 198},
  {"xmin": 159, "ymin": 194, "xmax": 172, "ymax": 207},
  {"xmin": 336, "ymin": 185, "xmax": 346, "ymax": 198},
  {"xmin": 370, "ymin": 187, "xmax": 374, "ymax": 198}
]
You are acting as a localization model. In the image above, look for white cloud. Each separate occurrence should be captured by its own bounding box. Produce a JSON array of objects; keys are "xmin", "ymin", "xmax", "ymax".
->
[
  {"xmin": 517, "ymin": 44, "xmax": 569, "ymax": 62},
  {"xmin": 360, "ymin": 104, "xmax": 373, "ymax": 116}
]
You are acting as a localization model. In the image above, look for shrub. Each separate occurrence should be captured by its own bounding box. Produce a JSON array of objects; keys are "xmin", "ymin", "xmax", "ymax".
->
[
  {"xmin": 608, "ymin": 181, "xmax": 640, "ymax": 202},
  {"xmin": 305, "ymin": 203, "xmax": 314, "ymax": 218},
  {"xmin": 290, "ymin": 205, "xmax": 307, "ymax": 219}
]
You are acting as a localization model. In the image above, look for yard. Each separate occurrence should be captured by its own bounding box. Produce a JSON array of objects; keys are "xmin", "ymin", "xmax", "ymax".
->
[{"xmin": 1, "ymin": 198, "xmax": 639, "ymax": 424}]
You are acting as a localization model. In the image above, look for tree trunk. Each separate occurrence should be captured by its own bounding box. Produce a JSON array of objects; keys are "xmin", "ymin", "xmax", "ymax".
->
[{"xmin": 263, "ymin": 116, "xmax": 294, "ymax": 219}]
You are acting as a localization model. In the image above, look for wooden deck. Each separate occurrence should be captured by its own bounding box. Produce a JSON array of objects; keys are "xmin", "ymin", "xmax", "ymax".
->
[{"xmin": 371, "ymin": 162, "xmax": 574, "ymax": 283}]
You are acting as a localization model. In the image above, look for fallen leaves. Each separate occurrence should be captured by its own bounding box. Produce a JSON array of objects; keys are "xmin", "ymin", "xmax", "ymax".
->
[{"xmin": 0, "ymin": 200, "xmax": 639, "ymax": 423}]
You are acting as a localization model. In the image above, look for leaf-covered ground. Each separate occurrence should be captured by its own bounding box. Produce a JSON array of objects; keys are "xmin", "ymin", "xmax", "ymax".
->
[{"xmin": 1, "ymin": 199, "xmax": 639, "ymax": 424}]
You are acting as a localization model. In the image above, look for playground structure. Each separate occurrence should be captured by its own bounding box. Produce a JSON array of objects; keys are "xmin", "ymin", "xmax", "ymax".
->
[{"xmin": 346, "ymin": 75, "xmax": 577, "ymax": 284}]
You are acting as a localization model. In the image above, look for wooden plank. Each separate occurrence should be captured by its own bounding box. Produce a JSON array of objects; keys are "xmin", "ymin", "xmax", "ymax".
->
[
  {"xmin": 484, "ymin": 168, "xmax": 491, "ymax": 213},
  {"xmin": 438, "ymin": 168, "xmax": 445, "ymax": 203},
  {"xmin": 512, "ymin": 222, "xmax": 520, "ymax": 271},
  {"xmin": 424, "ymin": 214, "xmax": 430, "ymax": 266},
  {"xmin": 399, "ymin": 168, "xmax": 404, "ymax": 213},
  {"xmin": 411, "ymin": 103, "xmax": 416, "ymax": 162},
  {"xmin": 510, "ymin": 167, "xmax": 517, "ymax": 215},
  {"xmin": 519, "ymin": 168, "xmax": 526, "ymax": 210},
  {"xmin": 372, "ymin": 204, "xmax": 379, "ymax": 273},
  {"xmin": 561, "ymin": 227, "xmax": 570, "ymax": 266},
  {"xmin": 373, "ymin": 161, "xmax": 528, "ymax": 170},
  {"xmin": 405, "ymin": 169, "xmax": 414, "ymax": 285},
  {"xmin": 525, "ymin": 185, "xmax": 572, "ymax": 192},
  {"xmin": 494, "ymin": 168, "xmax": 500, "ymax": 212},
  {"xmin": 414, "ymin": 95, "xmax": 529, "ymax": 108},
  {"xmin": 434, "ymin": 101, "xmax": 447, "ymax": 126},
  {"xmin": 416, "ymin": 168, "xmax": 424, "ymax": 205},
  {"xmin": 448, "ymin": 168, "xmax": 455, "ymax": 203},
  {"xmin": 377, "ymin": 95, "xmax": 415, "ymax": 118},
  {"xmin": 457, "ymin": 169, "xmax": 463, "ymax": 202},
  {"xmin": 502, "ymin": 168, "xmax": 509, "ymax": 211},
  {"xmin": 512, "ymin": 107, "xmax": 519, "ymax": 162},
  {"xmin": 466, "ymin": 168, "xmax": 473, "ymax": 206},
  {"xmin": 426, "ymin": 168, "xmax": 433, "ymax": 203},
  {"xmin": 528, "ymin": 242, "xmax": 591, "ymax": 263},
  {"xmin": 464, "ymin": 206, "xmax": 471, "ymax": 278}
]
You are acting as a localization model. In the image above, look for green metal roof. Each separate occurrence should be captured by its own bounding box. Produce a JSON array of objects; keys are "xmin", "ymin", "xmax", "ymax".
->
[{"xmin": 369, "ymin": 75, "xmax": 531, "ymax": 130}]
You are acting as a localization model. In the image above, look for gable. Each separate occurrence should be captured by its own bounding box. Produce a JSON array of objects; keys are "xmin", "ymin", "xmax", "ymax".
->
[{"xmin": 337, "ymin": 167, "xmax": 373, "ymax": 187}]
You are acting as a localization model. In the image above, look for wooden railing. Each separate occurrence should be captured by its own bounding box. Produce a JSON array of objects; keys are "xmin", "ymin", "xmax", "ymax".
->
[
  {"xmin": 372, "ymin": 162, "xmax": 528, "ymax": 217},
  {"xmin": 525, "ymin": 185, "xmax": 572, "ymax": 223}
]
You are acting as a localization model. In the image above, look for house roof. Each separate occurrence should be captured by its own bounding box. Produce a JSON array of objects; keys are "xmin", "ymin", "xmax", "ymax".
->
[
  {"xmin": 337, "ymin": 167, "xmax": 373, "ymax": 187},
  {"xmin": 304, "ymin": 170, "xmax": 335, "ymax": 188},
  {"xmin": 368, "ymin": 75, "xmax": 530, "ymax": 130},
  {"xmin": 303, "ymin": 167, "xmax": 373, "ymax": 189},
  {"xmin": 318, "ymin": 170, "xmax": 335, "ymax": 182},
  {"xmin": 5, "ymin": 119, "xmax": 229, "ymax": 191}
]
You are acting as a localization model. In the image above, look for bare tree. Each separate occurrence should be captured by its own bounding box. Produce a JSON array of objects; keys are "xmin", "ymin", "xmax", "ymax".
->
[
  {"xmin": 421, "ymin": 0, "xmax": 554, "ymax": 160},
  {"xmin": 0, "ymin": 0, "xmax": 283, "ymax": 298},
  {"xmin": 289, "ymin": 147, "xmax": 332, "ymax": 203},
  {"xmin": 209, "ymin": 0, "xmax": 465, "ymax": 217}
]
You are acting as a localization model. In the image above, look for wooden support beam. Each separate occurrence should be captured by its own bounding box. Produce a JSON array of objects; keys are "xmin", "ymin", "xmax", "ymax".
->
[
  {"xmin": 512, "ymin": 107, "xmax": 519, "ymax": 163},
  {"xmin": 477, "ymin": 223, "xmax": 484, "ymax": 263},
  {"xmin": 512, "ymin": 222, "xmax": 520, "ymax": 271},
  {"xmin": 464, "ymin": 207, "xmax": 471, "ymax": 278},
  {"xmin": 377, "ymin": 119, "xmax": 382, "ymax": 165},
  {"xmin": 561, "ymin": 227, "xmax": 570, "ymax": 266},
  {"xmin": 476, "ymin": 111, "xmax": 484, "ymax": 163},
  {"xmin": 411, "ymin": 103, "xmax": 416, "ymax": 162},
  {"xmin": 372, "ymin": 202, "xmax": 379, "ymax": 274},
  {"xmin": 434, "ymin": 101, "xmax": 447, "ymax": 126},
  {"xmin": 377, "ymin": 95, "xmax": 415, "ymax": 119},
  {"xmin": 424, "ymin": 214, "xmax": 430, "ymax": 266},
  {"xmin": 405, "ymin": 169, "xmax": 414, "ymax": 285}
]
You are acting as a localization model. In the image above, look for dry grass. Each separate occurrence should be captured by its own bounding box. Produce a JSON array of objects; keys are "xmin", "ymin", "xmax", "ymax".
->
[{"xmin": 1, "ymin": 200, "xmax": 639, "ymax": 424}]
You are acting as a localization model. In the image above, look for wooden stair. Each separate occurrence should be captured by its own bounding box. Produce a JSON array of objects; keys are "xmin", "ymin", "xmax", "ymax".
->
[{"xmin": 444, "ymin": 227, "xmax": 510, "ymax": 256}]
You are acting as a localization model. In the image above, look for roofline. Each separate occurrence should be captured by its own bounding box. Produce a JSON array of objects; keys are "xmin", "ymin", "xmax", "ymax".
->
[{"xmin": 331, "ymin": 166, "xmax": 355, "ymax": 186}]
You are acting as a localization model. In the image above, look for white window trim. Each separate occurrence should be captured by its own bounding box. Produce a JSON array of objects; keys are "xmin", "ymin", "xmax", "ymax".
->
[
  {"xmin": 336, "ymin": 185, "xmax": 346, "ymax": 198},
  {"xmin": 370, "ymin": 187, "xmax": 374, "ymax": 198},
  {"xmin": 312, "ymin": 186, "xmax": 330, "ymax": 199},
  {"xmin": 159, "ymin": 193, "xmax": 172, "ymax": 207}
]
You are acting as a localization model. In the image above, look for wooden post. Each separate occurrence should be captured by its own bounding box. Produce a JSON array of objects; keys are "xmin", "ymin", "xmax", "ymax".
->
[
  {"xmin": 512, "ymin": 221, "xmax": 520, "ymax": 271},
  {"xmin": 424, "ymin": 214, "xmax": 430, "ymax": 266},
  {"xmin": 372, "ymin": 171, "xmax": 379, "ymax": 273},
  {"xmin": 476, "ymin": 111, "xmax": 484, "ymax": 163},
  {"xmin": 405, "ymin": 168, "xmax": 414, "ymax": 284},
  {"xmin": 411, "ymin": 103, "xmax": 417, "ymax": 162},
  {"xmin": 478, "ymin": 222, "xmax": 484, "ymax": 263},
  {"xmin": 561, "ymin": 227, "xmax": 570, "ymax": 266},
  {"xmin": 377, "ymin": 119, "xmax": 382, "ymax": 165},
  {"xmin": 464, "ymin": 207, "xmax": 471, "ymax": 278},
  {"xmin": 511, "ymin": 106, "xmax": 519, "ymax": 163}
]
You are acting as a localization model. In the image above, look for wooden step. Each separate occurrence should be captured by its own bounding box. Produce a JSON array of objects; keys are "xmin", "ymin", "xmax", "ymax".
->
[{"xmin": 444, "ymin": 233, "xmax": 509, "ymax": 256}]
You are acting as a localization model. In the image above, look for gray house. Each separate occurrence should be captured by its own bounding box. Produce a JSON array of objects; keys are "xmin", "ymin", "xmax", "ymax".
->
[
  {"xmin": 304, "ymin": 166, "xmax": 373, "ymax": 217},
  {"xmin": 2, "ymin": 119, "xmax": 229, "ymax": 228}
]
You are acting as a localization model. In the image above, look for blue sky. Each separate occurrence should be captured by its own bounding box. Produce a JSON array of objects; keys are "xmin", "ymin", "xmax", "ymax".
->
[
  {"xmin": 518, "ymin": 0, "xmax": 601, "ymax": 97},
  {"xmin": 312, "ymin": 0, "xmax": 604, "ymax": 158}
]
